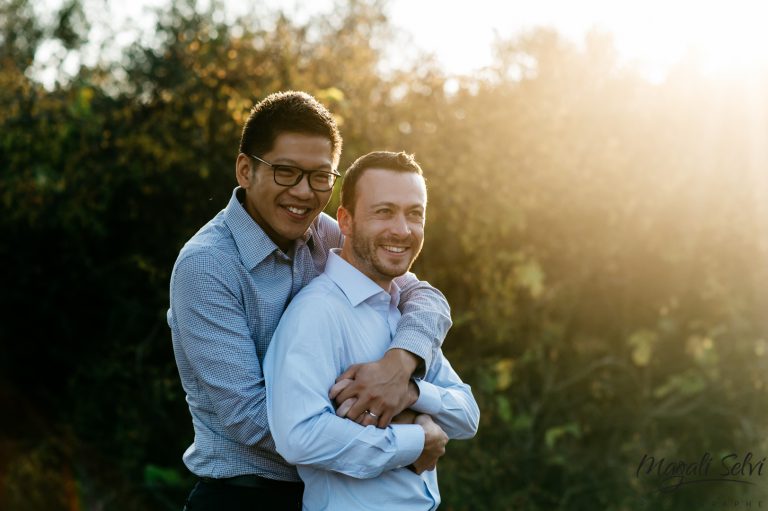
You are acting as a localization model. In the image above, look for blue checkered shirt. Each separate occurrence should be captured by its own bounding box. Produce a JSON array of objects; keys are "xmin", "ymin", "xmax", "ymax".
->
[{"xmin": 167, "ymin": 187, "xmax": 452, "ymax": 481}]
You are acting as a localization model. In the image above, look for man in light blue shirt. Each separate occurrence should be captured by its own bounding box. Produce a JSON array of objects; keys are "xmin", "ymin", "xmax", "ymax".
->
[
  {"xmin": 265, "ymin": 151, "xmax": 479, "ymax": 510},
  {"xmin": 168, "ymin": 93, "xmax": 452, "ymax": 510}
]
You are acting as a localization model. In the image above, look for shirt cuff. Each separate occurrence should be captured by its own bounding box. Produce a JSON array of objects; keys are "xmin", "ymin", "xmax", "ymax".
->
[
  {"xmin": 388, "ymin": 336, "xmax": 433, "ymax": 378},
  {"xmin": 411, "ymin": 380, "xmax": 442, "ymax": 416},
  {"xmin": 389, "ymin": 424, "xmax": 425, "ymax": 468}
]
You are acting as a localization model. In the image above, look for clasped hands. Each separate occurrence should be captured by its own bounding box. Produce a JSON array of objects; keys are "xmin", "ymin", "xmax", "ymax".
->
[{"xmin": 328, "ymin": 349, "xmax": 448, "ymax": 474}]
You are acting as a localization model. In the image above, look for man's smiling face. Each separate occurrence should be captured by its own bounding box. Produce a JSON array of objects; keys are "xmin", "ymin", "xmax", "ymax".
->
[
  {"xmin": 339, "ymin": 168, "xmax": 427, "ymax": 289},
  {"xmin": 237, "ymin": 132, "xmax": 335, "ymax": 251}
]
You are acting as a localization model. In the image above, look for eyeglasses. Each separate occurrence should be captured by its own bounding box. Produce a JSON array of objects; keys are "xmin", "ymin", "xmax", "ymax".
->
[{"xmin": 248, "ymin": 154, "xmax": 340, "ymax": 192}]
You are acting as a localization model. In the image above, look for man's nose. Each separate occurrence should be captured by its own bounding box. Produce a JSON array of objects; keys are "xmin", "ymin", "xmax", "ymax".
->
[
  {"xmin": 389, "ymin": 213, "xmax": 411, "ymax": 237},
  {"xmin": 288, "ymin": 173, "xmax": 313, "ymax": 199}
]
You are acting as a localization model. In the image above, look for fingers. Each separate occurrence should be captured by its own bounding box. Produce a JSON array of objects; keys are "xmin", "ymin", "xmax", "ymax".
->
[
  {"xmin": 329, "ymin": 378, "xmax": 354, "ymax": 401},
  {"xmin": 352, "ymin": 409, "xmax": 382, "ymax": 427},
  {"xmin": 377, "ymin": 410, "xmax": 394, "ymax": 429},
  {"xmin": 334, "ymin": 379, "xmax": 364, "ymax": 405},
  {"xmin": 361, "ymin": 410, "xmax": 379, "ymax": 427},
  {"xmin": 346, "ymin": 397, "xmax": 374, "ymax": 420},
  {"xmin": 335, "ymin": 364, "xmax": 360, "ymax": 383},
  {"xmin": 350, "ymin": 395, "xmax": 403, "ymax": 427},
  {"xmin": 411, "ymin": 460, "xmax": 438, "ymax": 474},
  {"xmin": 335, "ymin": 397, "xmax": 357, "ymax": 418}
]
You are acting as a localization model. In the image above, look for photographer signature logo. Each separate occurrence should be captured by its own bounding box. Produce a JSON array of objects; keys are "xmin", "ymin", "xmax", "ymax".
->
[{"xmin": 636, "ymin": 452, "xmax": 765, "ymax": 492}]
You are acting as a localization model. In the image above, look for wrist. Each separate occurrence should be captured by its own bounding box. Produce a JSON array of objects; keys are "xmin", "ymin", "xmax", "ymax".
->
[
  {"xmin": 386, "ymin": 348, "xmax": 419, "ymax": 376},
  {"xmin": 408, "ymin": 380, "xmax": 420, "ymax": 407}
]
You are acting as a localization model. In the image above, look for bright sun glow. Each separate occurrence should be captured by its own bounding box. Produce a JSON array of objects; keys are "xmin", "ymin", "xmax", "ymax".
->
[
  {"xmin": 32, "ymin": 0, "xmax": 768, "ymax": 87},
  {"xmin": 388, "ymin": 0, "xmax": 768, "ymax": 81},
  {"xmin": 610, "ymin": 0, "xmax": 768, "ymax": 79}
]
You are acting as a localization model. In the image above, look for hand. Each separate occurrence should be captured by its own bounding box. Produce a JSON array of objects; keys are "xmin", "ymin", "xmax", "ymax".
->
[
  {"xmin": 331, "ymin": 383, "xmax": 418, "ymax": 426},
  {"xmin": 330, "ymin": 349, "xmax": 420, "ymax": 428},
  {"xmin": 411, "ymin": 414, "xmax": 448, "ymax": 474},
  {"xmin": 329, "ymin": 378, "xmax": 357, "ymax": 418}
]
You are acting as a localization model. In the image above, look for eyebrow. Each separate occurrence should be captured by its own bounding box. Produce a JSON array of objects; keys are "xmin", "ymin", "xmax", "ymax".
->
[
  {"xmin": 271, "ymin": 159, "xmax": 333, "ymax": 171},
  {"xmin": 369, "ymin": 201, "xmax": 425, "ymax": 210}
]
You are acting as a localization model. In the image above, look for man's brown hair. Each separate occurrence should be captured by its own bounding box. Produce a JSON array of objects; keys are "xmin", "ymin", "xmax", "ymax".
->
[{"xmin": 340, "ymin": 151, "xmax": 423, "ymax": 213}]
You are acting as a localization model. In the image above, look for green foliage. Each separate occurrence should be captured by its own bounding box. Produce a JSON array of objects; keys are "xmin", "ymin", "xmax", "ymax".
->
[
  {"xmin": 2, "ymin": 1, "xmax": 767, "ymax": 509},
  {"xmin": 0, "ymin": 0, "xmax": 44, "ymax": 70}
]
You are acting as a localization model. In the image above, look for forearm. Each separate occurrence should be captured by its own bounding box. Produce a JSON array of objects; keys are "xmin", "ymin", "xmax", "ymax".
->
[
  {"xmin": 392, "ymin": 273, "xmax": 452, "ymax": 375},
  {"xmin": 193, "ymin": 365, "xmax": 272, "ymax": 445},
  {"xmin": 411, "ymin": 380, "xmax": 479, "ymax": 439},
  {"xmin": 271, "ymin": 409, "xmax": 424, "ymax": 478},
  {"xmin": 177, "ymin": 339, "xmax": 272, "ymax": 445},
  {"xmin": 409, "ymin": 352, "xmax": 479, "ymax": 439}
]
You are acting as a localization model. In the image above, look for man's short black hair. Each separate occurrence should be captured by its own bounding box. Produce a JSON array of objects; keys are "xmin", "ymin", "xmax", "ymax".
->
[
  {"xmin": 340, "ymin": 151, "xmax": 424, "ymax": 213},
  {"xmin": 239, "ymin": 90, "xmax": 342, "ymax": 164}
]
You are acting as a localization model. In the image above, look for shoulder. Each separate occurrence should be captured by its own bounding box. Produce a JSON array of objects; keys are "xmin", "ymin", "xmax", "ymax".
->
[
  {"xmin": 172, "ymin": 236, "xmax": 242, "ymax": 293},
  {"xmin": 310, "ymin": 212, "xmax": 342, "ymax": 249},
  {"xmin": 277, "ymin": 276, "xmax": 349, "ymax": 332},
  {"xmin": 289, "ymin": 274, "xmax": 347, "ymax": 312},
  {"xmin": 174, "ymin": 215, "xmax": 239, "ymax": 272},
  {"xmin": 174, "ymin": 245, "xmax": 234, "ymax": 276},
  {"xmin": 313, "ymin": 211, "xmax": 339, "ymax": 231}
]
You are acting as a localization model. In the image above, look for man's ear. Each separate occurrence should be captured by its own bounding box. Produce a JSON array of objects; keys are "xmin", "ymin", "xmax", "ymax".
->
[
  {"xmin": 235, "ymin": 153, "xmax": 253, "ymax": 187},
  {"xmin": 337, "ymin": 205, "xmax": 353, "ymax": 237}
]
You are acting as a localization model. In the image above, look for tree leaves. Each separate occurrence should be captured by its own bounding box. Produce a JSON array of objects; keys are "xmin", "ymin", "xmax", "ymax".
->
[{"xmin": 2, "ymin": 1, "xmax": 767, "ymax": 509}]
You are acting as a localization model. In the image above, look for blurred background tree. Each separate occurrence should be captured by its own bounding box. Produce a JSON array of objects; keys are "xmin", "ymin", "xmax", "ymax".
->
[{"xmin": 1, "ymin": 0, "xmax": 767, "ymax": 509}]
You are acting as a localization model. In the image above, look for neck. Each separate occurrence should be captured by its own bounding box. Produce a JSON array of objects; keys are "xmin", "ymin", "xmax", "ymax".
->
[
  {"xmin": 242, "ymin": 200, "xmax": 292, "ymax": 253},
  {"xmin": 340, "ymin": 245, "xmax": 392, "ymax": 291}
]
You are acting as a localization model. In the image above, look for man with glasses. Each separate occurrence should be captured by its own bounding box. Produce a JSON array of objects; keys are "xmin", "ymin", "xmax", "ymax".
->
[{"xmin": 168, "ymin": 91, "xmax": 451, "ymax": 510}]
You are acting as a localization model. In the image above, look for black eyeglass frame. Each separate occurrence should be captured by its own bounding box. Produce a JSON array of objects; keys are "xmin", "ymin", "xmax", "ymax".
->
[{"xmin": 247, "ymin": 154, "xmax": 341, "ymax": 192}]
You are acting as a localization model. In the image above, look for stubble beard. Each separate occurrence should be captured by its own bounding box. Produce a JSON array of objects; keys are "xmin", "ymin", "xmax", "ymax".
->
[{"xmin": 350, "ymin": 223, "xmax": 419, "ymax": 282}]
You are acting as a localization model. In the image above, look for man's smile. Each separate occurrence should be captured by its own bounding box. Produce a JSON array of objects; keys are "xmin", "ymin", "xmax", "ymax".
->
[
  {"xmin": 282, "ymin": 204, "xmax": 313, "ymax": 218},
  {"xmin": 381, "ymin": 245, "xmax": 408, "ymax": 254}
]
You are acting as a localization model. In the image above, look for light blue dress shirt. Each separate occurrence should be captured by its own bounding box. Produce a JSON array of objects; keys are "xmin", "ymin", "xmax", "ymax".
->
[
  {"xmin": 167, "ymin": 188, "xmax": 453, "ymax": 481},
  {"xmin": 265, "ymin": 249, "xmax": 479, "ymax": 509}
]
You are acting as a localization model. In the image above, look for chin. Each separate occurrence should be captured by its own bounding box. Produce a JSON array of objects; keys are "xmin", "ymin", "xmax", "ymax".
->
[
  {"xmin": 281, "ymin": 222, "xmax": 310, "ymax": 238},
  {"xmin": 381, "ymin": 265, "xmax": 410, "ymax": 279}
]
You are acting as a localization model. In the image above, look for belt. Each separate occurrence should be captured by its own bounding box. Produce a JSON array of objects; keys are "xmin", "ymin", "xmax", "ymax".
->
[{"xmin": 200, "ymin": 475, "xmax": 303, "ymax": 489}]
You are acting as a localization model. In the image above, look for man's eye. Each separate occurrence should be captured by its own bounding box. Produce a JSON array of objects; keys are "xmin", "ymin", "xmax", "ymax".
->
[
  {"xmin": 310, "ymin": 172, "xmax": 333, "ymax": 185},
  {"xmin": 274, "ymin": 166, "xmax": 299, "ymax": 177}
]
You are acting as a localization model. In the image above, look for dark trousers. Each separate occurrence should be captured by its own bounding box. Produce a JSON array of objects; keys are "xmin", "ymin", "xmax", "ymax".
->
[{"xmin": 183, "ymin": 477, "xmax": 304, "ymax": 510}]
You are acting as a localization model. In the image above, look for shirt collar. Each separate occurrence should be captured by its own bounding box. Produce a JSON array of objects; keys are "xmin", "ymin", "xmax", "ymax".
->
[
  {"xmin": 324, "ymin": 249, "xmax": 400, "ymax": 307},
  {"xmin": 224, "ymin": 187, "xmax": 318, "ymax": 270}
]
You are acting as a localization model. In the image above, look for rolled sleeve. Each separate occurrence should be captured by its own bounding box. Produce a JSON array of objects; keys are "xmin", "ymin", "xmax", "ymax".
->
[{"xmin": 392, "ymin": 272, "xmax": 452, "ymax": 376}]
